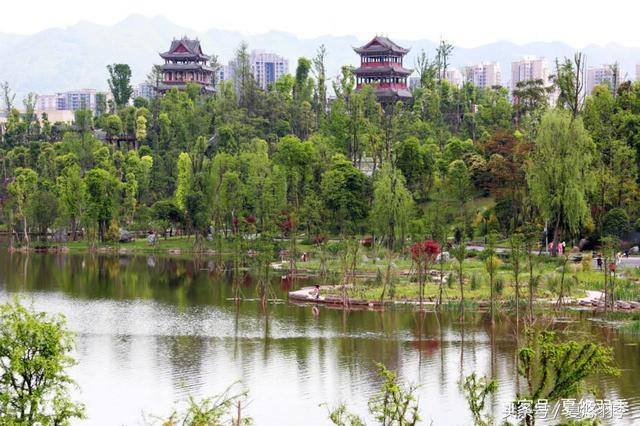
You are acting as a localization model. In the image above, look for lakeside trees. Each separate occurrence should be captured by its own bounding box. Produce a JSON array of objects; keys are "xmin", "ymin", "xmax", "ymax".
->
[{"xmin": 1, "ymin": 43, "xmax": 640, "ymax": 255}]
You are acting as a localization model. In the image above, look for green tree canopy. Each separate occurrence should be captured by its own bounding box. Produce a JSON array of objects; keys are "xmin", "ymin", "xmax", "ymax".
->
[
  {"xmin": 0, "ymin": 300, "xmax": 85, "ymax": 425},
  {"xmin": 526, "ymin": 110, "xmax": 594, "ymax": 253}
]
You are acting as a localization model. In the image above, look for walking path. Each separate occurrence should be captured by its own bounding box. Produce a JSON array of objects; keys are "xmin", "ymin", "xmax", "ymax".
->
[{"xmin": 577, "ymin": 290, "xmax": 604, "ymax": 304}]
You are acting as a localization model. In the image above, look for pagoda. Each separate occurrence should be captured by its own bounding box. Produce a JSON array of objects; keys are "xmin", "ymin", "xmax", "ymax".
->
[
  {"xmin": 353, "ymin": 36, "xmax": 412, "ymax": 103},
  {"xmin": 158, "ymin": 37, "xmax": 215, "ymax": 94}
]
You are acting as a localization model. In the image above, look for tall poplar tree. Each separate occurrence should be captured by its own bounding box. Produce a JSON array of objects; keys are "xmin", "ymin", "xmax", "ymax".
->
[{"xmin": 107, "ymin": 64, "xmax": 133, "ymax": 109}]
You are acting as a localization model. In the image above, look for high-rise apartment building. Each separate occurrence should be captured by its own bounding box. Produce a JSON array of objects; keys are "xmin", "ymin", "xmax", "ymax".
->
[
  {"xmin": 217, "ymin": 64, "xmax": 232, "ymax": 87},
  {"xmin": 37, "ymin": 94, "xmax": 60, "ymax": 111},
  {"xmin": 445, "ymin": 68, "xmax": 463, "ymax": 87},
  {"xmin": 586, "ymin": 65, "xmax": 621, "ymax": 94},
  {"xmin": 220, "ymin": 50, "xmax": 289, "ymax": 90},
  {"xmin": 250, "ymin": 50, "xmax": 289, "ymax": 90},
  {"xmin": 465, "ymin": 62, "xmax": 502, "ymax": 89},
  {"xmin": 133, "ymin": 83, "xmax": 156, "ymax": 101},
  {"xmin": 511, "ymin": 56, "xmax": 550, "ymax": 89},
  {"xmin": 36, "ymin": 89, "xmax": 96, "ymax": 112}
]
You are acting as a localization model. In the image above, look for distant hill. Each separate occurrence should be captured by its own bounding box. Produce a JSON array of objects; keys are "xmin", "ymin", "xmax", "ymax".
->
[{"xmin": 1, "ymin": 14, "xmax": 639, "ymax": 101}]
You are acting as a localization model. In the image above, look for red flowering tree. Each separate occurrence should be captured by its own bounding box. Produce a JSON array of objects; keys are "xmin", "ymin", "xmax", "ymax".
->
[{"xmin": 411, "ymin": 240, "xmax": 440, "ymax": 308}]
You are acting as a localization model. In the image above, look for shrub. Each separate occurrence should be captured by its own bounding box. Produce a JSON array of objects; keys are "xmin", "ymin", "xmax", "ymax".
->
[
  {"xmin": 602, "ymin": 208, "xmax": 630, "ymax": 238},
  {"xmin": 470, "ymin": 272, "xmax": 480, "ymax": 290},
  {"xmin": 495, "ymin": 275, "xmax": 504, "ymax": 294}
]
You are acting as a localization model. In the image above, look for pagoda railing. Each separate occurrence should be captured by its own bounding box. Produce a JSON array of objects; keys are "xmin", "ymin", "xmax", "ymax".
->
[
  {"xmin": 360, "ymin": 61, "xmax": 405, "ymax": 68},
  {"xmin": 357, "ymin": 82, "xmax": 408, "ymax": 90}
]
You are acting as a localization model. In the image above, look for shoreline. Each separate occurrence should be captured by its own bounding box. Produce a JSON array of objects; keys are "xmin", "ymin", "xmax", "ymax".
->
[
  {"xmin": 5, "ymin": 241, "xmax": 640, "ymax": 312},
  {"xmin": 288, "ymin": 286, "xmax": 640, "ymax": 312}
]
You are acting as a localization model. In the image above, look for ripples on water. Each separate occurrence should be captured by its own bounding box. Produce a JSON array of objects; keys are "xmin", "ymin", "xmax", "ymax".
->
[{"xmin": 0, "ymin": 252, "xmax": 638, "ymax": 425}]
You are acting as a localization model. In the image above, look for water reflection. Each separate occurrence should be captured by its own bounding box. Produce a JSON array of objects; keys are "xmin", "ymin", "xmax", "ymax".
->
[{"xmin": 0, "ymin": 251, "xmax": 638, "ymax": 425}]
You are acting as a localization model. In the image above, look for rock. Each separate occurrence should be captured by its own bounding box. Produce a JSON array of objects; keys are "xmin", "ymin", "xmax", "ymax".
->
[
  {"xmin": 631, "ymin": 246, "xmax": 639, "ymax": 254},
  {"xmin": 616, "ymin": 301, "xmax": 631, "ymax": 310},
  {"xmin": 119, "ymin": 229, "xmax": 134, "ymax": 243}
]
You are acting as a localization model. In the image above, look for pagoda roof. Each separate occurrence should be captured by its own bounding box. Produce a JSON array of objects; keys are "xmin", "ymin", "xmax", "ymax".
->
[
  {"xmin": 353, "ymin": 65, "xmax": 413, "ymax": 76},
  {"xmin": 354, "ymin": 36, "xmax": 410, "ymax": 55},
  {"xmin": 160, "ymin": 38, "xmax": 210, "ymax": 61}
]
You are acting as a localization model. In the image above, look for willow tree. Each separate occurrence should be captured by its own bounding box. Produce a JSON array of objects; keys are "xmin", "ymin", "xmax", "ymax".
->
[
  {"xmin": 371, "ymin": 163, "xmax": 413, "ymax": 249},
  {"xmin": 526, "ymin": 110, "xmax": 594, "ymax": 255}
]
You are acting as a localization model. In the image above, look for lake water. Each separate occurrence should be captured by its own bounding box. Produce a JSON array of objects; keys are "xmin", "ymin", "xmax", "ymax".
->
[{"xmin": 0, "ymin": 251, "xmax": 638, "ymax": 425}]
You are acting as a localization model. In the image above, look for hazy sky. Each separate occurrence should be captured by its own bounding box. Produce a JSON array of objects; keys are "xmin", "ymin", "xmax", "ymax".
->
[{"xmin": 2, "ymin": 0, "xmax": 640, "ymax": 47}]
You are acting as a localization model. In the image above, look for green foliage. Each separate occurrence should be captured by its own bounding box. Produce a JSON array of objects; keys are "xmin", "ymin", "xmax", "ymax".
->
[
  {"xmin": 321, "ymin": 155, "xmax": 369, "ymax": 231},
  {"xmin": 85, "ymin": 168, "xmax": 119, "ymax": 241},
  {"xmin": 326, "ymin": 363, "xmax": 420, "ymax": 426},
  {"xmin": 3, "ymin": 41, "xmax": 640, "ymax": 262},
  {"xmin": 174, "ymin": 152, "xmax": 193, "ymax": 212},
  {"xmin": 28, "ymin": 190, "xmax": 59, "ymax": 238},
  {"xmin": 105, "ymin": 114, "xmax": 123, "ymax": 138},
  {"xmin": 516, "ymin": 330, "xmax": 619, "ymax": 425},
  {"xmin": 371, "ymin": 163, "xmax": 413, "ymax": 249},
  {"xmin": 526, "ymin": 110, "xmax": 594, "ymax": 250},
  {"xmin": 0, "ymin": 299, "xmax": 85, "ymax": 425},
  {"xmin": 462, "ymin": 373, "xmax": 497, "ymax": 426},
  {"xmin": 470, "ymin": 272, "xmax": 480, "ymax": 290},
  {"xmin": 56, "ymin": 164, "xmax": 86, "ymax": 239},
  {"xmin": 7, "ymin": 167, "xmax": 38, "ymax": 245},
  {"xmin": 150, "ymin": 386, "xmax": 252, "ymax": 426},
  {"xmin": 602, "ymin": 208, "xmax": 630, "ymax": 238},
  {"xmin": 494, "ymin": 275, "xmax": 504, "ymax": 294},
  {"xmin": 107, "ymin": 63, "xmax": 133, "ymax": 109},
  {"xmin": 447, "ymin": 159, "xmax": 472, "ymax": 205}
]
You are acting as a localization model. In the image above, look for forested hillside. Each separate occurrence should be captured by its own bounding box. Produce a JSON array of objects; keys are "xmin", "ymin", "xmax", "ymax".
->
[{"xmin": 1, "ymin": 46, "xmax": 639, "ymax": 253}]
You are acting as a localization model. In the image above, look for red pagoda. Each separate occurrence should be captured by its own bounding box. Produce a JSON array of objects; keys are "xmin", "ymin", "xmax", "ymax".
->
[
  {"xmin": 353, "ymin": 36, "xmax": 412, "ymax": 103},
  {"xmin": 158, "ymin": 37, "xmax": 215, "ymax": 94}
]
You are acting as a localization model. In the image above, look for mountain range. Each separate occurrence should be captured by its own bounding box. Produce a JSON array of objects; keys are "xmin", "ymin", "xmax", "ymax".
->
[{"xmin": 1, "ymin": 14, "xmax": 640, "ymax": 102}]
